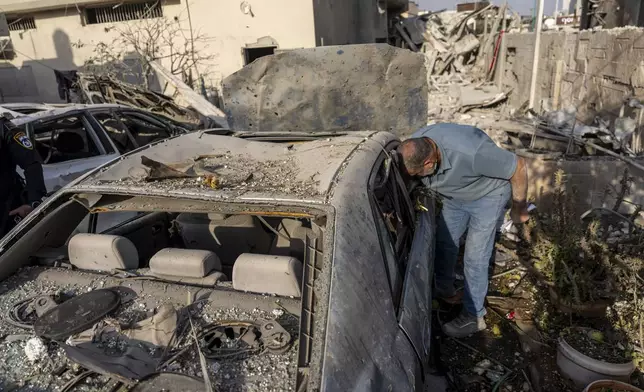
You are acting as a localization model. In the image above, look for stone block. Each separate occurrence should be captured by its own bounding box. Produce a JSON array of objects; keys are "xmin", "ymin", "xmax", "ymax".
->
[
  {"xmin": 223, "ymin": 44, "xmax": 428, "ymax": 135},
  {"xmin": 592, "ymin": 49, "xmax": 607, "ymax": 59}
]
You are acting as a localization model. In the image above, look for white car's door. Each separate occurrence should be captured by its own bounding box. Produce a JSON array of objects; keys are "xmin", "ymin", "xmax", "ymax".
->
[
  {"xmin": 25, "ymin": 112, "xmax": 119, "ymax": 193},
  {"xmin": 41, "ymin": 154, "xmax": 117, "ymax": 193}
]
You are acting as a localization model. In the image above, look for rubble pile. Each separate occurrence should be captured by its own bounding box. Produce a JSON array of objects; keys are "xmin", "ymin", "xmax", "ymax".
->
[
  {"xmin": 536, "ymin": 99, "xmax": 644, "ymax": 158},
  {"xmin": 426, "ymin": 96, "xmax": 644, "ymax": 165},
  {"xmin": 67, "ymin": 73, "xmax": 204, "ymax": 126},
  {"xmin": 407, "ymin": 6, "xmax": 514, "ymax": 119},
  {"xmin": 0, "ymin": 267, "xmax": 299, "ymax": 391},
  {"xmin": 413, "ymin": 5, "xmax": 510, "ymax": 81}
]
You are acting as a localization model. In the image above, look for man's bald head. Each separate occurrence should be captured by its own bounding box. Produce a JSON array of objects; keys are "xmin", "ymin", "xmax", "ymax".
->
[{"xmin": 399, "ymin": 137, "xmax": 438, "ymax": 177}]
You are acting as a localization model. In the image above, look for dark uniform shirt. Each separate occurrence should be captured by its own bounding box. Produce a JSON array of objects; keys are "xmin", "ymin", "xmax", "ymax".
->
[{"xmin": 0, "ymin": 119, "xmax": 46, "ymax": 234}]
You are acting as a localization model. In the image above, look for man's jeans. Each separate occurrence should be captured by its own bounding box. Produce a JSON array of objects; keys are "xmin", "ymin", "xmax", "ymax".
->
[{"xmin": 435, "ymin": 185, "xmax": 511, "ymax": 317}]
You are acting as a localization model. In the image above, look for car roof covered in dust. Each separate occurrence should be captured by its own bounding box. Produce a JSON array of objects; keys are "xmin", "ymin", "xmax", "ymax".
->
[
  {"xmin": 7, "ymin": 103, "xmax": 132, "ymax": 126},
  {"xmin": 71, "ymin": 131, "xmax": 377, "ymax": 204}
]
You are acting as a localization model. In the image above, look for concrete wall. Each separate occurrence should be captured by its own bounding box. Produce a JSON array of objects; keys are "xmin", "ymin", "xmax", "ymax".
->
[
  {"xmin": 502, "ymin": 28, "xmax": 644, "ymax": 124},
  {"xmin": 501, "ymin": 29, "xmax": 644, "ymax": 213},
  {"xmin": 524, "ymin": 156, "xmax": 644, "ymax": 216},
  {"xmin": 312, "ymin": 0, "xmax": 388, "ymax": 46},
  {"xmin": 0, "ymin": 0, "xmax": 318, "ymax": 103}
]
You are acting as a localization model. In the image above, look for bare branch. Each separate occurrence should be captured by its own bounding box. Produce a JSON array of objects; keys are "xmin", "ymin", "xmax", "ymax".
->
[{"xmin": 80, "ymin": 16, "xmax": 215, "ymax": 86}]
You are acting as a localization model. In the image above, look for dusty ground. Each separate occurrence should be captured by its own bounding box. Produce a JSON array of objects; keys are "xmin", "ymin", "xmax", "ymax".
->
[
  {"xmin": 432, "ymin": 223, "xmax": 644, "ymax": 392},
  {"xmin": 433, "ymin": 241, "xmax": 575, "ymax": 392}
]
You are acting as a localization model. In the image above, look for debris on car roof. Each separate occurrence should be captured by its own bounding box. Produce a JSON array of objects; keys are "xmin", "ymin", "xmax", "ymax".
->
[{"xmin": 80, "ymin": 131, "xmax": 375, "ymax": 202}]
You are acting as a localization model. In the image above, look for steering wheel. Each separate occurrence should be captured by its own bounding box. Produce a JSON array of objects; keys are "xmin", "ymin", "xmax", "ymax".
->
[{"xmin": 38, "ymin": 129, "xmax": 59, "ymax": 164}]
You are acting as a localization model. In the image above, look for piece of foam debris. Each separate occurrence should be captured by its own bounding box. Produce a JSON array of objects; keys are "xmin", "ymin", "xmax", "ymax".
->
[{"xmin": 24, "ymin": 337, "xmax": 48, "ymax": 362}]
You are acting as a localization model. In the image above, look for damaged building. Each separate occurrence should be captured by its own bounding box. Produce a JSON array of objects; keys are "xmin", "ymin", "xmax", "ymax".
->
[{"xmin": 0, "ymin": 0, "xmax": 406, "ymax": 104}]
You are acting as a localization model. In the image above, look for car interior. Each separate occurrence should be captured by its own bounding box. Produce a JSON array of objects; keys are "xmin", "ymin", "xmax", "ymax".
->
[
  {"xmin": 94, "ymin": 111, "xmax": 177, "ymax": 154},
  {"xmin": 0, "ymin": 194, "xmax": 327, "ymax": 390},
  {"xmin": 0, "ymin": 195, "xmax": 325, "ymax": 301},
  {"xmin": 32, "ymin": 115, "xmax": 101, "ymax": 164}
]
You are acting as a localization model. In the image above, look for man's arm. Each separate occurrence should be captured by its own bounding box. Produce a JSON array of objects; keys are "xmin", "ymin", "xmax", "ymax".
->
[
  {"xmin": 472, "ymin": 136, "xmax": 530, "ymax": 223},
  {"xmin": 510, "ymin": 156, "xmax": 529, "ymax": 223}
]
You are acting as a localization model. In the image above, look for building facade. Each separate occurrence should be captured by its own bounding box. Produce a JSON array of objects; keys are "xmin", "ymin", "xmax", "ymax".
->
[{"xmin": 0, "ymin": 0, "xmax": 397, "ymax": 103}]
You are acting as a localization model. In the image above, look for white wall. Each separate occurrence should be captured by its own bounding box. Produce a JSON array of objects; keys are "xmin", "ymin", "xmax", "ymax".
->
[{"xmin": 0, "ymin": 0, "xmax": 316, "ymax": 103}]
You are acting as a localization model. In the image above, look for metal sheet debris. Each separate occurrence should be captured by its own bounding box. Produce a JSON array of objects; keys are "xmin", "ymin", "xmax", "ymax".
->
[
  {"xmin": 222, "ymin": 44, "xmax": 428, "ymax": 135},
  {"xmin": 149, "ymin": 60, "xmax": 229, "ymax": 129},
  {"xmin": 458, "ymin": 84, "xmax": 507, "ymax": 112},
  {"xmin": 66, "ymin": 73, "xmax": 209, "ymax": 127}
]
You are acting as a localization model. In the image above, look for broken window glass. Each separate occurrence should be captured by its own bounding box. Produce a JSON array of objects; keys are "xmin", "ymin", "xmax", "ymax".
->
[
  {"xmin": 93, "ymin": 112, "xmax": 137, "ymax": 153},
  {"xmin": 117, "ymin": 112, "xmax": 172, "ymax": 147},
  {"xmin": 370, "ymin": 153, "xmax": 415, "ymax": 310},
  {"xmin": 33, "ymin": 115, "xmax": 101, "ymax": 164}
]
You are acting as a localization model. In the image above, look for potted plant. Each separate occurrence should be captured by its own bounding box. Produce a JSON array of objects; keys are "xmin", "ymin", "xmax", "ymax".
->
[
  {"xmin": 584, "ymin": 379, "xmax": 643, "ymax": 392},
  {"xmin": 528, "ymin": 170, "xmax": 618, "ymax": 316},
  {"xmin": 557, "ymin": 327, "xmax": 635, "ymax": 388}
]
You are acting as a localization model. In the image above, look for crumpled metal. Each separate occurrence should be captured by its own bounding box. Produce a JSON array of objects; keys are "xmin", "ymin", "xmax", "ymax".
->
[{"xmin": 63, "ymin": 305, "xmax": 178, "ymax": 381}]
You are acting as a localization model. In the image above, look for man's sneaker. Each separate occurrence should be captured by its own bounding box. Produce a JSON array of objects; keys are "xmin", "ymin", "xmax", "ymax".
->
[{"xmin": 442, "ymin": 311, "xmax": 486, "ymax": 338}]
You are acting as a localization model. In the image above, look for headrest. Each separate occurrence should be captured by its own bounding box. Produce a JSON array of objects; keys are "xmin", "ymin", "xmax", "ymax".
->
[
  {"xmin": 68, "ymin": 234, "xmax": 139, "ymax": 271},
  {"xmin": 232, "ymin": 254, "xmax": 302, "ymax": 297},
  {"xmin": 55, "ymin": 131, "xmax": 85, "ymax": 153},
  {"xmin": 149, "ymin": 248, "xmax": 221, "ymax": 278}
]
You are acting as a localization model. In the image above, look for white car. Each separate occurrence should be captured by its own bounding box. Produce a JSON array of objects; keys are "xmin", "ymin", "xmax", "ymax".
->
[{"xmin": 3, "ymin": 103, "xmax": 195, "ymax": 193}]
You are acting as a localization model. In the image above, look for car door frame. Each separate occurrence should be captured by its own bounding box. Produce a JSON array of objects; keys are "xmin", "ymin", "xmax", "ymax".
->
[
  {"xmin": 386, "ymin": 153, "xmax": 435, "ymax": 375},
  {"xmin": 24, "ymin": 111, "xmax": 120, "ymax": 193},
  {"xmin": 119, "ymin": 109, "xmax": 177, "ymax": 136},
  {"xmin": 369, "ymin": 144, "xmax": 435, "ymax": 377},
  {"xmin": 397, "ymin": 179, "xmax": 435, "ymax": 373},
  {"xmin": 86, "ymin": 108, "xmax": 141, "ymax": 153}
]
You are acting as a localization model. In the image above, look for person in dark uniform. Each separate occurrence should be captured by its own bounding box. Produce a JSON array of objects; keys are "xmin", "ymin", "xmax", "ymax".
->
[{"xmin": 0, "ymin": 116, "xmax": 47, "ymax": 237}]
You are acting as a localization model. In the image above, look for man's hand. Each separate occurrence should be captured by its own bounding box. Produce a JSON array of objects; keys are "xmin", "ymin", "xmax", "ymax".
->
[
  {"xmin": 509, "ymin": 156, "xmax": 529, "ymax": 224},
  {"xmin": 9, "ymin": 204, "xmax": 33, "ymax": 218},
  {"xmin": 511, "ymin": 202, "xmax": 530, "ymax": 224}
]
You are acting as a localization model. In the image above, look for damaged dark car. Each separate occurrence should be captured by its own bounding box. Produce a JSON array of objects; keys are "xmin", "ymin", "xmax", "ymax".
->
[{"xmin": 0, "ymin": 130, "xmax": 435, "ymax": 391}]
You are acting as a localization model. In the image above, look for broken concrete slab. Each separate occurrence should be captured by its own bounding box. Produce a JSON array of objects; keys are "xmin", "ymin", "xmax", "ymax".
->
[
  {"xmin": 222, "ymin": 44, "xmax": 428, "ymax": 135},
  {"xmin": 458, "ymin": 84, "xmax": 507, "ymax": 111},
  {"xmin": 453, "ymin": 34, "xmax": 480, "ymax": 55}
]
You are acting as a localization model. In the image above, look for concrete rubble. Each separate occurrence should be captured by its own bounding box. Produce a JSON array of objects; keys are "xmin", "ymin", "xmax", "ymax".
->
[{"xmin": 416, "ymin": 4, "xmax": 511, "ymax": 81}]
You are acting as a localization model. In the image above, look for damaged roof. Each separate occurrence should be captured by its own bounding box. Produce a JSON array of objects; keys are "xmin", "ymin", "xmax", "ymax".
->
[
  {"xmin": 70, "ymin": 131, "xmax": 376, "ymax": 203},
  {"xmin": 6, "ymin": 103, "xmax": 132, "ymax": 126}
]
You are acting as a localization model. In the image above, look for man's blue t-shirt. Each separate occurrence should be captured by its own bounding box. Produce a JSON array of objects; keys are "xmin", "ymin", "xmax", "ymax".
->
[{"xmin": 412, "ymin": 123, "xmax": 517, "ymax": 201}]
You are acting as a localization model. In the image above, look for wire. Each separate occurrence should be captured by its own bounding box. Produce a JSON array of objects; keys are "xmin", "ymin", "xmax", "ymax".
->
[
  {"xmin": 60, "ymin": 370, "xmax": 96, "ymax": 392},
  {"xmin": 492, "ymin": 370, "xmax": 515, "ymax": 392},
  {"xmin": 5, "ymin": 296, "xmax": 39, "ymax": 329},
  {"xmin": 257, "ymin": 215, "xmax": 291, "ymax": 242}
]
